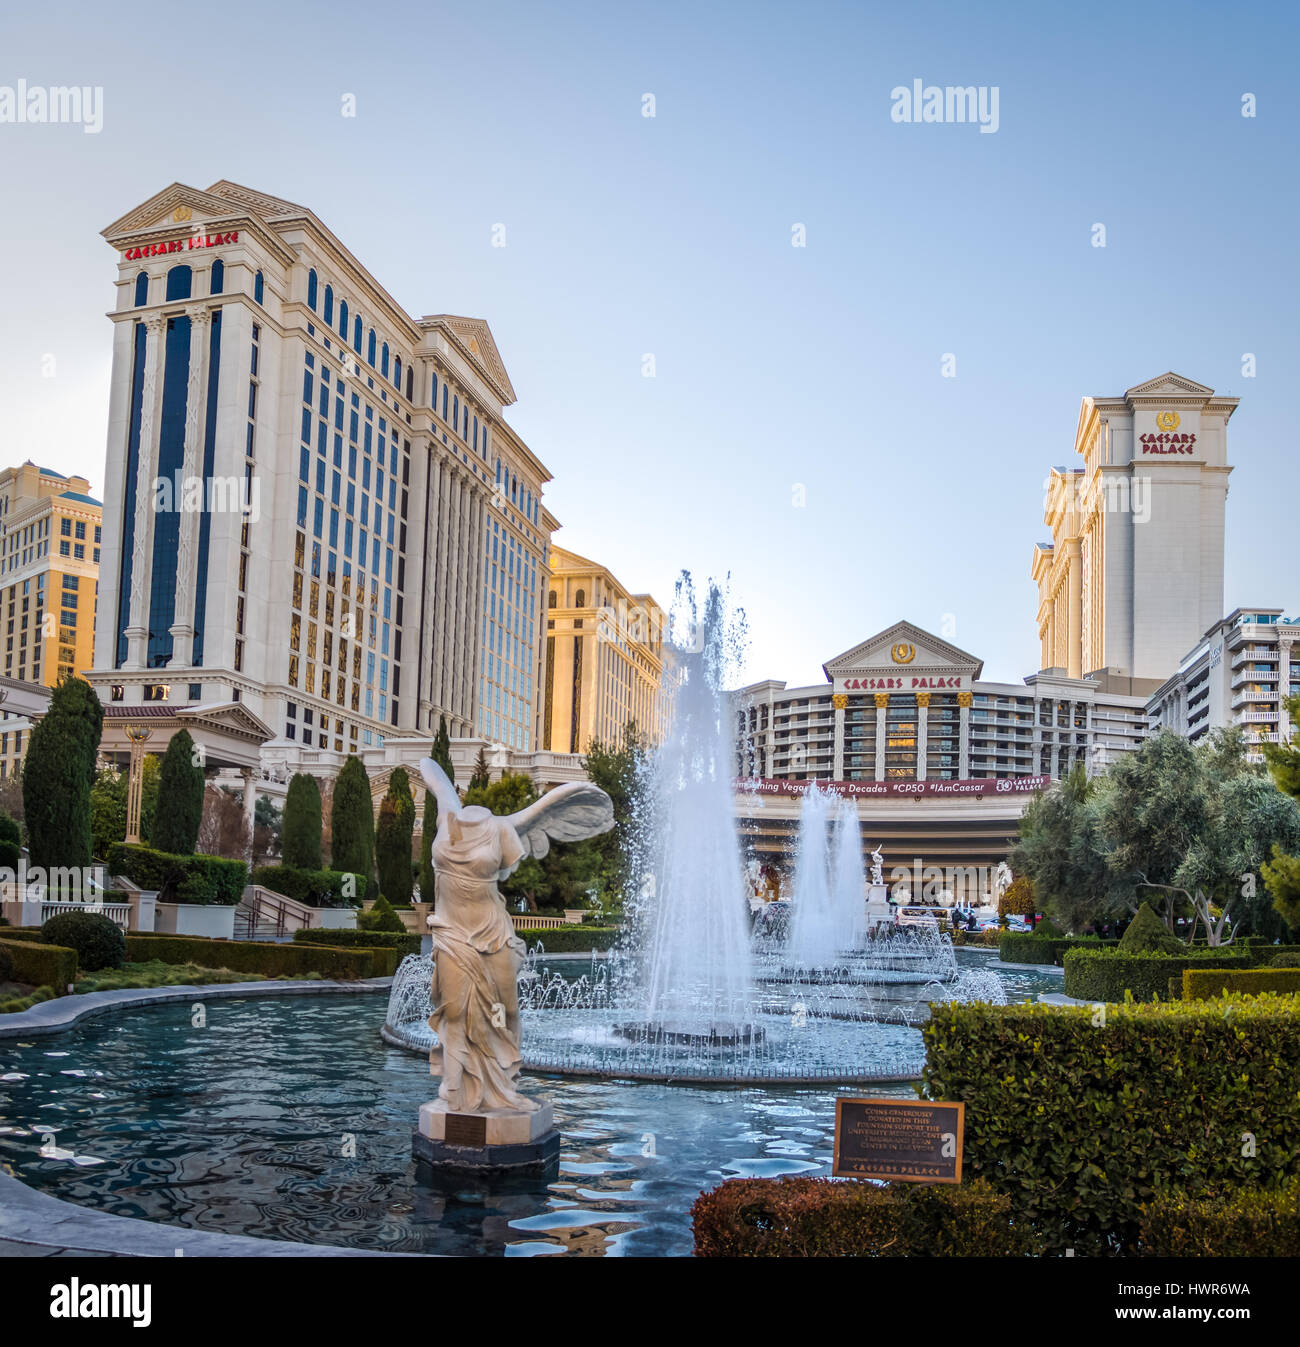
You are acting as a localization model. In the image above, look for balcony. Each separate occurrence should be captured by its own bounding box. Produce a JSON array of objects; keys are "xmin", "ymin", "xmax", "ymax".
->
[
  {"xmin": 1233, "ymin": 667, "xmax": 1279, "ymax": 687},
  {"xmin": 1232, "ymin": 690, "xmax": 1278, "ymax": 710},
  {"xmin": 1241, "ymin": 710, "xmax": 1280, "ymax": 724}
]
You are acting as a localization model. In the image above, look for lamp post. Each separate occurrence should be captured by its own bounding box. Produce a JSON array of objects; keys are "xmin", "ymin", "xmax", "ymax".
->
[{"xmin": 124, "ymin": 724, "xmax": 152, "ymax": 845}]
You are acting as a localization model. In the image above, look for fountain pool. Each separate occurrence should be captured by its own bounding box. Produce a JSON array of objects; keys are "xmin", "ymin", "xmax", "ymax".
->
[{"xmin": 0, "ymin": 956, "xmax": 1059, "ymax": 1256}]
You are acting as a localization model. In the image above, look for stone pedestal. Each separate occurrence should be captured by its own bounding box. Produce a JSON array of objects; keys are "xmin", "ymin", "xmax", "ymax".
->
[
  {"xmin": 864, "ymin": 884, "xmax": 893, "ymax": 929},
  {"xmin": 412, "ymin": 1101, "xmax": 560, "ymax": 1178}
]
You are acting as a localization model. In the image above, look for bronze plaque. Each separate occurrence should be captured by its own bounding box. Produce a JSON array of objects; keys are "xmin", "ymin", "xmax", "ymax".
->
[
  {"xmin": 443, "ymin": 1113, "xmax": 487, "ymax": 1147},
  {"xmin": 832, "ymin": 1097, "xmax": 964, "ymax": 1183}
]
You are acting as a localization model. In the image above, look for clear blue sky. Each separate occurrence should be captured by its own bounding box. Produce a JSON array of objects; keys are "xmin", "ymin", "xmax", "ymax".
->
[{"xmin": 1, "ymin": 0, "xmax": 1295, "ymax": 685}]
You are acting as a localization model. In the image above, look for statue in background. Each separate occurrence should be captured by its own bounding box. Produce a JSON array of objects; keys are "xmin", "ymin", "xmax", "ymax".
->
[
  {"xmin": 869, "ymin": 845, "xmax": 885, "ymax": 888},
  {"xmin": 417, "ymin": 758, "xmax": 614, "ymax": 1114}
]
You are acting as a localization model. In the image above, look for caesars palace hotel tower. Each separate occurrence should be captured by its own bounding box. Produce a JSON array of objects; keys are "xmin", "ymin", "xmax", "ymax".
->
[{"xmin": 90, "ymin": 181, "xmax": 552, "ymax": 762}]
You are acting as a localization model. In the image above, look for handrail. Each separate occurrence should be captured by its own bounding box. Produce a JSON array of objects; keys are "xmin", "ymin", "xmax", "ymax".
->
[{"xmin": 238, "ymin": 885, "xmax": 318, "ymax": 939}]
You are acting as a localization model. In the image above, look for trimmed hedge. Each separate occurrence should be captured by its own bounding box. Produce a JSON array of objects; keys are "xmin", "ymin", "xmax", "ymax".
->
[
  {"xmin": 998, "ymin": 933, "xmax": 1118, "ymax": 966},
  {"xmin": 1182, "ymin": 967, "xmax": 1300, "ymax": 1000},
  {"xmin": 292, "ymin": 928, "xmax": 421, "ymax": 958},
  {"xmin": 921, "ymin": 996, "xmax": 1300, "ymax": 1255},
  {"xmin": 108, "ymin": 842, "xmax": 247, "ymax": 906},
  {"xmin": 39, "ymin": 911, "xmax": 126, "ymax": 972},
  {"xmin": 516, "ymin": 925, "xmax": 622, "ymax": 954},
  {"xmin": 121, "ymin": 934, "xmax": 386, "ymax": 979},
  {"xmin": 0, "ymin": 943, "xmax": 12, "ymax": 982},
  {"xmin": 1138, "ymin": 1177, "xmax": 1300, "ymax": 1257},
  {"xmin": 692, "ymin": 1176, "xmax": 1031, "ymax": 1256},
  {"xmin": 251, "ymin": 864, "xmax": 366, "ymax": 908},
  {"xmin": 0, "ymin": 936, "xmax": 77, "ymax": 992},
  {"xmin": 1063, "ymin": 947, "xmax": 1250, "ymax": 1001}
]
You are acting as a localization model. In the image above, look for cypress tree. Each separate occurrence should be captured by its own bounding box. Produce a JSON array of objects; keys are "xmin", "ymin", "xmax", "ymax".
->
[
  {"xmin": 150, "ymin": 728, "xmax": 205, "ymax": 855},
  {"xmin": 469, "ymin": 747, "xmax": 491, "ymax": 792},
  {"xmin": 377, "ymin": 769, "xmax": 414, "ymax": 904},
  {"xmin": 330, "ymin": 755, "xmax": 375, "ymax": 884},
  {"xmin": 282, "ymin": 772, "xmax": 323, "ymax": 869},
  {"xmin": 23, "ymin": 677, "xmax": 101, "ymax": 872}
]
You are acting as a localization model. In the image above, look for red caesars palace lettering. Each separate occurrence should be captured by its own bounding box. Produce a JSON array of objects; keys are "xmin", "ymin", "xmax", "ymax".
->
[
  {"xmin": 1139, "ymin": 432, "xmax": 1197, "ymax": 455},
  {"xmin": 840, "ymin": 676, "xmax": 965, "ymax": 691},
  {"xmin": 122, "ymin": 231, "xmax": 239, "ymax": 261}
]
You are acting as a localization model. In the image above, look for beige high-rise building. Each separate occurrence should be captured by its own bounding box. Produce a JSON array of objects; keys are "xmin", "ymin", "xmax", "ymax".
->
[
  {"xmin": 0, "ymin": 462, "xmax": 103, "ymax": 778},
  {"xmin": 1033, "ymin": 372, "xmax": 1237, "ymax": 693},
  {"xmin": 542, "ymin": 546, "xmax": 666, "ymax": 752}
]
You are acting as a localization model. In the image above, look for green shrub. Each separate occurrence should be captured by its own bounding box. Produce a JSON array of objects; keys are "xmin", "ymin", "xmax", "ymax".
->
[
  {"xmin": 330, "ymin": 756, "xmax": 375, "ymax": 881},
  {"xmin": 516, "ymin": 925, "xmax": 622, "ymax": 954},
  {"xmin": 1063, "ymin": 947, "xmax": 1250, "ymax": 1001},
  {"xmin": 150, "ymin": 729, "xmax": 204, "ymax": 854},
  {"xmin": 359, "ymin": 893, "xmax": 407, "ymax": 933},
  {"xmin": 0, "ymin": 936, "xmax": 77, "ymax": 992},
  {"xmin": 39, "ymin": 911, "xmax": 126, "ymax": 972},
  {"xmin": 1270, "ymin": 951, "xmax": 1300, "ymax": 968},
  {"xmin": 0, "ymin": 943, "xmax": 13, "ymax": 982},
  {"xmin": 921, "ymin": 996, "xmax": 1300, "ymax": 1255},
  {"xmin": 1032, "ymin": 918, "xmax": 1065, "ymax": 939},
  {"xmin": 292, "ymin": 928, "xmax": 420, "ymax": 958},
  {"xmin": 282, "ymin": 773, "xmax": 324, "ymax": 870},
  {"xmin": 251, "ymin": 864, "xmax": 366, "ymax": 908},
  {"xmin": 0, "ymin": 810, "xmax": 20, "ymax": 848},
  {"xmin": 1182, "ymin": 967, "xmax": 1300, "ymax": 999},
  {"xmin": 1138, "ymin": 1177, "xmax": 1300, "ymax": 1256},
  {"xmin": 998, "ymin": 933, "xmax": 1115, "ymax": 966},
  {"xmin": 122, "ymin": 934, "xmax": 384, "ymax": 979},
  {"xmin": 1118, "ymin": 900, "xmax": 1184, "ymax": 953},
  {"xmin": 691, "ymin": 1177, "xmax": 1031, "ymax": 1257},
  {"xmin": 108, "ymin": 842, "xmax": 247, "ymax": 905},
  {"xmin": 0, "ymin": 839, "xmax": 19, "ymax": 871}
]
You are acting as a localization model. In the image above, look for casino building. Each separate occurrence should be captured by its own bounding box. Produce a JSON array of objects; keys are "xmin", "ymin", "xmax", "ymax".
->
[
  {"xmin": 89, "ymin": 181, "xmax": 553, "ymax": 784},
  {"xmin": 733, "ymin": 621, "xmax": 1149, "ymax": 900}
]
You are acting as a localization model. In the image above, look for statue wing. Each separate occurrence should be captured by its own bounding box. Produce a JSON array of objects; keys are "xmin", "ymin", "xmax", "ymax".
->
[
  {"xmin": 418, "ymin": 757, "xmax": 462, "ymax": 818},
  {"xmin": 503, "ymin": 782, "xmax": 615, "ymax": 861}
]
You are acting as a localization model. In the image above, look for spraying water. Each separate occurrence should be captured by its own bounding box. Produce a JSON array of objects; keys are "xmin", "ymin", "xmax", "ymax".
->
[{"xmin": 786, "ymin": 785, "xmax": 837, "ymax": 966}]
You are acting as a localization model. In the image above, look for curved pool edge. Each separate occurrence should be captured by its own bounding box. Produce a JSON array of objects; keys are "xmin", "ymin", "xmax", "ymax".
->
[
  {"xmin": 0, "ymin": 975, "xmax": 393, "ymax": 1039},
  {"xmin": 1, "ymin": 976, "xmax": 432, "ymax": 1258}
]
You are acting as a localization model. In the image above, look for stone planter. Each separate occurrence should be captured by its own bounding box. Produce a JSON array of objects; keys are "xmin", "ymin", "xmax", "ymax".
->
[{"xmin": 153, "ymin": 902, "xmax": 236, "ymax": 939}]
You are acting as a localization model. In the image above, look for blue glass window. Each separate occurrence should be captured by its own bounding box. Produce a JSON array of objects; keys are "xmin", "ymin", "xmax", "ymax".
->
[
  {"xmin": 254, "ymin": 271, "xmax": 264, "ymax": 305},
  {"xmin": 307, "ymin": 269, "xmax": 318, "ymax": 310},
  {"xmin": 210, "ymin": 259, "xmax": 224, "ymax": 295},
  {"xmin": 367, "ymin": 329, "xmax": 376, "ymax": 366},
  {"xmin": 353, "ymin": 315, "xmax": 362, "ymax": 353},
  {"xmin": 381, "ymin": 343, "xmax": 389, "ymax": 378},
  {"xmin": 133, "ymin": 271, "xmax": 148, "ymax": 306},
  {"xmin": 339, "ymin": 299, "xmax": 348, "ymax": 339},
  {"xmin": 324, "ymin": 285, "xmax": 334, "ymax": 324},
  {"xmin": 165, "ymin": 265, "xmax": 192, "ymax": 301},
  {"xmin": 394, "ymin": 356, "xmax": 402, "ymax": 390}
]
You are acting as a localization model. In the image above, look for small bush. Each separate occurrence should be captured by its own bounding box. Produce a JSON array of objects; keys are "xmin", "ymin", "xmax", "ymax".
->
[
  {"xmin": 122, "ymin": 934, "xmax": 384, "ymax": 979},
  {"xmin": 359, "ymin": 894, "xmax": 408, "ymax": 933},
  {"xmin": 998, "ymin": 933, "xmax": 1115, "ymax": 966},
  {"xmin": 0, "ymin": 936, "xmax": 77, "ymax": 992},
  {"xmin": 517, "ymin": 925, "xmax": 622, "ymax": 954},
  {"xmin": 0, "ymin": 943, "xmax": 13, "ymax": 982},
  {"xmin": 1269, "ymin": 951, "xmax": 1300, "ymax": 968},
  {"xmin": 1183, "ymin": 966, "xmax": 1300, "ymax": 999},
  {"xmin": 292, "ymin": 928, "xmax": 420, "ymax": 957},
  {"xmin": 1063, "ymin": 947, "xmax": 1250, "ymax": 1001},
  {"xmin": 39, "ymin": 911, "xmax": 126, "ymax": 972},
  {"xmin": 1139, "ymin": 1178, "xmax": 1300, "ymax": 1257},
  {"xmin": 1119, "ymin": 901, "xmax": 1184, "ymax": 954},
  {"xmin": 692, "ymin": 1177, "xmax": 1031, "ymax": 1257}
]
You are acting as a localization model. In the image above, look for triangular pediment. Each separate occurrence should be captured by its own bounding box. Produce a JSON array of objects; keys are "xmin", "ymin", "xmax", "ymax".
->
[
  {"xmin": 823, "ymin": 621, "xmax": 983, "ymax": 680},
  {"xmin": 205, "ymin": 180, "xmax": 310, "ymax": 219},
  {"xmin": 102, "ymin": 182, "xmax": 244, "ymax": 240},
  {"xmin": 422, "ymin": 314, "xmax": 516, "ymax": 404},
  {"xmin": 175, "ymin": 701, "xmax": 274, "ymax": 742},
  {"xmin": 1125, "ymin": 371, "xmax": 1215, "ymax": 399}
]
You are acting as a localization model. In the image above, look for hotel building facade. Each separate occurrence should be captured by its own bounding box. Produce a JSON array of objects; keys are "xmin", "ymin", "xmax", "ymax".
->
[
  {"xmin": 89, "ymin": 181, "xmax": 553, "ymax": 780},
  {"xmin": 1033, "ymin": 372, "xmax": 1237, "ymax": 691},
  {"xmin": 1147, "ymin": 607, "xmax": 1300, "ymax": 763},
  {"xmin": 542, "ymin": 546, "xmax": 667, "ymax": 753},
  {"xmin": 0, "ymin": 463, "xmax": 102, "ymax": 779}
]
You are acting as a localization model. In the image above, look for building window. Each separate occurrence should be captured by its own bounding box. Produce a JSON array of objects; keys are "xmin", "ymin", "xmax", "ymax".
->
[
  {"xmin": 307, "ymin": 268, "xmax": 318, "ymax": 310},
  {"xmin": 210, "ymin": 259, "xmax": 224, "ymax": 296},
  {"xmin": 165, "ymin": 265, "xmax": 192, "ymax": 301},
  {"xmin": 323, "ymin": 285, "xmax": 334, "ymax": 325},
  {"xmin": 133, "ymin": 271, "xmax": 148, "ymax": 306},
  {"xmin": 254, "ymin": 270, "xmax": 264, "ymax": 305}
]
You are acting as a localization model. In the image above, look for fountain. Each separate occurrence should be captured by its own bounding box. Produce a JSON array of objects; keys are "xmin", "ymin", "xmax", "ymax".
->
[{"xmin": 384, "ymin": 573, "xmax": 1007, "ymax": 1086}]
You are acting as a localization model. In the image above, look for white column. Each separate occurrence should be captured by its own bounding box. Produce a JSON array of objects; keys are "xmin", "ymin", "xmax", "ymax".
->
[
  {"xmin": 916, "ymin": 692, "xmax": 929, "ymax": 781},
  {"xmin": 958, "ymin": 692, "xmax": 972, "ymax": 777},
  {"xmin": 832, "ymin": 693, "xmax": 846, "ymax": 778},
  {"xmin": 874, "ymin": 694, "xmax": 888, "ymax": 781}
]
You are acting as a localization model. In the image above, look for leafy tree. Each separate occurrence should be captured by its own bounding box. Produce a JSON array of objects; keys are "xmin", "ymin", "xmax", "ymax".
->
[
  {"xmin": 253, "ymin": 793, "xmax": 282, "ymax": 867},
  {"xmin": 468, "ymin": 747, "xmax": 491, "ymax": 793},
  {"xmin": 23, "ymin": 677, "xmax": 102, "ymax": 872},
  {"xmin": 282, "ymin": 772, "xmax": 323, "ymax": 869},
  {"xmin": 463, "ymin": 769, "xmax": 536, "ymax": 814},
  {"xmin": 150, "ymin": 729, "xmax": 205, "ymax": 854},
  {"xmin": 420, "ymin": 715, "xmax": 454, "ymax": 902},
  {"xmin": 1010, "ymin": 765, "xmax": 1121, "ymax": 932},
  {"xmin": 1260, "ymin": 696, "xmax": 1300, "ymax": 937},
  {"xmin": 998, "ymin": 874, "xmax": 1036, "ymax": 919},
  {"xmin": 330, "ymin": 755, "xmax": 375, "ymax": 880},
  {"xmin": 581, "ymin": 721, "xmax": 646, "ymax": 914}
]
